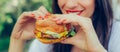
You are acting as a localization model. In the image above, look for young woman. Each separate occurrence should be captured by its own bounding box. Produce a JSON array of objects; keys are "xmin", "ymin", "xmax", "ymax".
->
[{"xmin": 9, "ymin": 0, "xmax": 113, "ymax": 52}]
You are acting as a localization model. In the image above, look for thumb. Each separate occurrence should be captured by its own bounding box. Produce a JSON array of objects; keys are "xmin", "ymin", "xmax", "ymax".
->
[{"xmin": 60, "ymin": 37, "xmax": 74, "ymax": 44}]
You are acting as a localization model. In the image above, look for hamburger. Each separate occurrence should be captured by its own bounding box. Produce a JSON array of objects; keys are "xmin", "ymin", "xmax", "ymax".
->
[{"xmin": 34, "ymin": 14, "xmax": 76, "ymax": 44}]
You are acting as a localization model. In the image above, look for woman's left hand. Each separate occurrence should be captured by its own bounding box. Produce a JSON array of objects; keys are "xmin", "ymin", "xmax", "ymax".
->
[{"xmin": 52, "ymin": 14, "xmax": 107, "ymax": 52}]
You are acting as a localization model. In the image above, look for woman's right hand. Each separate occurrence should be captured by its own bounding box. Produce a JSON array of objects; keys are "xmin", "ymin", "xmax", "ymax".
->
[{"xmin": 11, "ymin": 6, "xmax": 49, "ymax": 42}]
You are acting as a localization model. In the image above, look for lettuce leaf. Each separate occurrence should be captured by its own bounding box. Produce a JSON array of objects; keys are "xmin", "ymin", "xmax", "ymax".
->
[
  {"xmin": 45, "ymin": 31, "xmax": 61, "ymax": 38},
  {"xmin": 68, "ymin": 27, "xmax": 76, "ymax": 36},
  {"xmin": 45, "ymin": 30, "xmax": 68, "ymax": 38}
]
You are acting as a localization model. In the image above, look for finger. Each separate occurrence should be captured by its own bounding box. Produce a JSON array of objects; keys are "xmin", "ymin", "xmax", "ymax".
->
[
  {"xmin": 62, "ymin": 19, "xmax": 71, "ymax": 24},
  {"xmin": 13, "ymin": 29, "xmax": 23, "ymax": 39},
  {"xmin": 17, "ymin": 12, "xmax": 36, "ymax": 24},
  {"xmin": 33, "ymin": 11, "xmax": 45, "ymax": 20},
  {"xmin": 52, "ymin": 14, "xmax": 62, "ymax": 20},
  {"xmin": 38, "ymin": 6, "xmax": 50, "ymax": 16},
  {"xmin": 52, "ymin": 17, "xmax": 61, "ymax": 22},
  {"xmin": 53, "ymin": 14, "xmax": 72, "ymax": 24},
  {"xmin": 18, "ymin": 12, "xmax": 35, "ymax": 20},
  {"xmin": 52, "ymin": 15, "xmax": 65, "ymax": 24},
  {"xmin": 62, "ymin": 14, "xmax": 81, "ymax": 26},
  {"xmin": 37, "ymin": 6, "xmax": 51, "ymax": 20},
  {"xmin": 29, "ymin": 31, "xmax": 36, "ymax": 39},
  {"xmin": 60, "ymin": 37, "xmax": 74, "ymax": 44},
  {"xmin": 20, "ymin": 30, "xmax": 35, "ymax": 40},
  {"xmin": 57, "ymin": 18, "xmax": 67, "ymax": 24}
]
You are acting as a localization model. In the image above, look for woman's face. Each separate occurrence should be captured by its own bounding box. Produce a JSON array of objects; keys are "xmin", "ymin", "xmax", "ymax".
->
[{"xmin": 58, "ymin": 0, "xmax": 95, "ymax": 17}]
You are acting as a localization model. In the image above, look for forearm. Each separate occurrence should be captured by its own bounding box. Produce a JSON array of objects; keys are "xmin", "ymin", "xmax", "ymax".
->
[
  {"xmin": 8, "ymin": 37, "xmax": 25, "ymax": 52},
  {"xmin": 77, "ymin": 25, "xmax": 107, "ymax": 52},
  {"xmin": 89, "ymin": 48, "xmax": 107, "ymax": 52},
  {"xmin": 86, "ymin": 31, "xmax": 107, "ymax": 52}
]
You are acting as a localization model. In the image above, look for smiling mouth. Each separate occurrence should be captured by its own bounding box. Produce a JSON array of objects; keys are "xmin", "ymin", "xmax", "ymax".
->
[{"xmin": 66, "ymin": 10, "xmax": 83, "ymax": 16}]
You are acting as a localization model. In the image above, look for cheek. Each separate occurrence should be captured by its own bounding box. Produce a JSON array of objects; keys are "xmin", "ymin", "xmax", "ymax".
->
[
  {"xmin": 86, "ymin": 4, "xmax": 95, "ymax": 17},
  {"xmin": 85, "ymin": 0, "xmax": 95, "ymax": 12},
  {"xmin": 58, "ymin": 0, "xmax": 66, "ymax": 13},
  {"xmin": 58, "ymin": 0, "xmax": 65, "ymax": 9},
  {"xmin": 79, "ymin": 0, "xmax": 95, "ymax": 17}
]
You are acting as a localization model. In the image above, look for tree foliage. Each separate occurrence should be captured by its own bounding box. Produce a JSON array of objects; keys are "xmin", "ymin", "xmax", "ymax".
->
[{"xmin": 0, "ymin": 0, "xmax": 52, "ymax": 51}]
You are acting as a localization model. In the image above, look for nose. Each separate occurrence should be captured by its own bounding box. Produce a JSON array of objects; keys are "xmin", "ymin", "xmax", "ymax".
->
[{"xmin": 65, "ymin": 0, "xmax": 78, "ymax": 9}]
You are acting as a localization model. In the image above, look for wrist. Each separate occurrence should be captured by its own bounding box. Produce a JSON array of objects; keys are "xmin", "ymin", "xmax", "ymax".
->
[
  {"xmin": 90, "ymin": 49, "xmax": 107, "ymax": 52},
  {"xmin": 10, "ymin": 36, "xmax": 26, "ymax": 43},
  {"xmin": 9, "ymin": 36, "xmax": 25, "ymax": 52},
  {"xmin": 88, "ymin": 46, "xmax": 107, "ymax": 52}
]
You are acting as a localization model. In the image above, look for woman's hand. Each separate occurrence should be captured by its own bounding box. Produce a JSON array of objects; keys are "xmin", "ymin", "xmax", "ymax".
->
[
  {"xmin": 9, "ymin": 6, "xmax": 51, "ymax": 52},
  {"xmin": 52, "ymin": 14, "xmax": 107, "ymax": 52},
  {"xmin": 10, "ymin": 6, "xmax": 49, "ymax": 42}
]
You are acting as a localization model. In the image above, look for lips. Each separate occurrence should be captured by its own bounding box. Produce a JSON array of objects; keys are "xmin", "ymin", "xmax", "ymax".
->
[{"xmin": 66, "ymin": 10, "xmax": 83, "ymax": 15}]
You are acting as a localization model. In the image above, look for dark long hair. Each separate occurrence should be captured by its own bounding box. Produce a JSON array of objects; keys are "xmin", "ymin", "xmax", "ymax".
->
[{"xmin": 52, "ymin": 0, "xmax": 113, "ymax": 52}]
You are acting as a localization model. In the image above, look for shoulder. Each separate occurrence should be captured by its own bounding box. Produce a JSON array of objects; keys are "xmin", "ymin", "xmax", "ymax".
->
[
  {"xmin": 111, "ymin": 21, "xmax": 120, "ymax": 35},
  {"xmin": 108, "ymin": 21, "xmax": 120, "ymax": 52},
  {"xmin": 28, "ymin": 39, "xmax": 53, "ymax": 52}
]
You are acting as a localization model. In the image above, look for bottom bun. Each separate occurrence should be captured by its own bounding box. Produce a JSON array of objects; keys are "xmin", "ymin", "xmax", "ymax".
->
[{"xmin": 36, "ymin": 36, "xmax": 67, "ymax": 44}]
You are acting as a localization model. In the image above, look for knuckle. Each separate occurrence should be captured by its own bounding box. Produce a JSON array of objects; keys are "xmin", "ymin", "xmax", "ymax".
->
[
  {"xmin": 22, "ymin": 12, "xmax": 28, "ymax": 15},
  {"xmin": 19, "ymin": 12, "xmax": 30, "ymax": 19},
  {"xmin": 20, "ymin": 12, "xmax": 28, "ymax": 16}
]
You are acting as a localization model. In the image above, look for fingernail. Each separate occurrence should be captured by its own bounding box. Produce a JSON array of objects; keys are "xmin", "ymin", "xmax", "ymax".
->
[
  {"xmin": 52, "ymin": 18, "xmax": 58, "ymax": 21},
  {"xmin": 31, "ymin": 13, "xmax": 35, "ymax": 17},
  {"xmin": 62, "ymin": 19, "xmax": 66, "ymax": 23},
  {"xmin": 38, "ymin": 16, "xmax": 43, "ymax": 20},
  {"xmin": 53, "ymin": 16, "xmax": 57, "ymax": 18},
  {"xmin": 44, "ymin": 15, "xmax": 49, "ymax": 18},
  {"xmin": 46, "ymin": 12, "xmax": 51, "ymax": 16},
  {"xmin": 56, "ymin": 21, "xmax": 62, "ymax": 24}
]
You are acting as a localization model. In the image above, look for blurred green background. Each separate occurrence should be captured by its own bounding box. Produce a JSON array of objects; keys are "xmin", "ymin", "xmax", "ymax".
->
[{"xmin": 0, "ymin": 0, "xmax": 52, "ymax": 52}]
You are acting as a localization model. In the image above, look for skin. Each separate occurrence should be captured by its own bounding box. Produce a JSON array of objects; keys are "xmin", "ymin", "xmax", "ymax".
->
[
  {"xmin": 9, "ymin": 0, "xmax": 107, "ymax": 52},
  {"xmin": 58, "ymin": 0, "xmax": 95, "ymax": 17}
]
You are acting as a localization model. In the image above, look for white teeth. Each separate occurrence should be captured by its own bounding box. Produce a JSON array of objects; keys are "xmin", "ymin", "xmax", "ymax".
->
[{"xmin": 68, "ymin": 12, "xmax": 79, "ymax": 15}]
